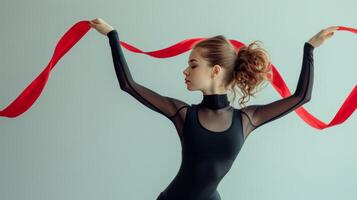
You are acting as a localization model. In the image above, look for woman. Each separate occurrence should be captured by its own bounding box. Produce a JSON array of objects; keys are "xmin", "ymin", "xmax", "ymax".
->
[{"xmin": 89, "ymin": 18, "xmax": 338, "ymax": 200}]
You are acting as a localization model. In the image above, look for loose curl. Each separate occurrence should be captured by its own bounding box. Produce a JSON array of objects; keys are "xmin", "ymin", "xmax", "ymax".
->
[{"xmin": 192, "ymin": 35, "xmax": 273, "ymax": 108}]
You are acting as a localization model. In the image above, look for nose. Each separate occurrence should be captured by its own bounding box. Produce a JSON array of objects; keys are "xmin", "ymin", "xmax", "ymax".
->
[{"xmin": 183, "ymin": 68, "xmax": 188, "ymax": 76}]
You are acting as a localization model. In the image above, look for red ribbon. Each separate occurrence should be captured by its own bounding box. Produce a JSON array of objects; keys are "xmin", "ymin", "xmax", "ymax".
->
[{"xmin": 0, "ymin": 20, "xmax": 355, "ymax": 130}]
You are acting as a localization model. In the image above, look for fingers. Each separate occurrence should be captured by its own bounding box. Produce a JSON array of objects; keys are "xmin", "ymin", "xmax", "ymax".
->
[
  {"xmin": 89, "ymin": 18, "xmax": 112, "ymax": 28},
  {"xmin": 323, "ymin": 26, "xmax": 339, "ymax": 34},
  {"xmin": 318, "ymin": 26, "xmax": 339, "ymax": 40},
  {"xmin": 326, "ymin": 26, "xmax": 339, "ymax": 32},
  {"xmin": 89, "ymin": 18, "xmax": 104, "ymax": 29},
  {"xmin": 90, "ymin": 18, "xmax": 104, "ymax": 25},
  {"xmin": 89, "ymin": 18, "xmax": 114, "ymax": 35}
]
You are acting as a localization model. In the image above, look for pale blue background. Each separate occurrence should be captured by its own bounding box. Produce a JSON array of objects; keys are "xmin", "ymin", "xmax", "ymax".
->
[{"xmin": 0, "ymin": 0, "xmax": 356, "ymax": 199}]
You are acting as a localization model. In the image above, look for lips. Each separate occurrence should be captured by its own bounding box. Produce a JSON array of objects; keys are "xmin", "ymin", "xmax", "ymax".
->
[{"xmin": 185, "ymin": 79, "xmax": 190, "ymax": 83}]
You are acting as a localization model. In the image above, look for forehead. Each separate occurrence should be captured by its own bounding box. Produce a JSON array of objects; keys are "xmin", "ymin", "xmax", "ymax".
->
[{"xmin": 188, "ymin": 48, "xmax": 202, "ymax": 62}]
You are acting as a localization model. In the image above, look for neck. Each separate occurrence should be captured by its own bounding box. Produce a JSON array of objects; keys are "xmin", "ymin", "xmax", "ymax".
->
[{"xmin": 199, "ymin": 93, "xmax": 230, "ymax": 109}]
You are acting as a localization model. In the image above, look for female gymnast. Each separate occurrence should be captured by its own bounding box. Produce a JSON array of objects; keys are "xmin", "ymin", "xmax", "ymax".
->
[{"xmin": 89, "ymin": 18, "xmax": 338, "ymax": 200}]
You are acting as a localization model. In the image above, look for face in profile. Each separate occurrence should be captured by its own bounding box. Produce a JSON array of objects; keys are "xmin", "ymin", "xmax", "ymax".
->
[{"xmin": 183, "ymin": 48, "xmax": 213, "ymax": 91}]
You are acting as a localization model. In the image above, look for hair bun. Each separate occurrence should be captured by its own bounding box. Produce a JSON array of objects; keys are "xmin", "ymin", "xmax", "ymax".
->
[{"xmin": 234, "ymin": 57, "xmax": 245, "ymax": 71}]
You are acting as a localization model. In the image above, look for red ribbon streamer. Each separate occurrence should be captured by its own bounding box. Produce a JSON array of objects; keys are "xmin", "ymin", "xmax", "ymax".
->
[{"xmin": 0, "ymin": 20, "xmax": 355, "ymax": 130}]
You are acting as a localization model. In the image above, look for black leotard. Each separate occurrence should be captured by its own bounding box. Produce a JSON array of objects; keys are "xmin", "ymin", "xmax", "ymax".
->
[{"xmin": 106, "ymin": 29, "xmax": 315, "ymax": 200}]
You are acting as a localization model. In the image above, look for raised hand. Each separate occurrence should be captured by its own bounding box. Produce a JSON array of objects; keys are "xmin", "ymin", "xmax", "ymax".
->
[
  {"xmin": 89, "ymin": 18, "xmax": 114, "ymax": 36},
  {"xmin": 307, "ymin": 26, "xmax": 339, "ymax": 48}
]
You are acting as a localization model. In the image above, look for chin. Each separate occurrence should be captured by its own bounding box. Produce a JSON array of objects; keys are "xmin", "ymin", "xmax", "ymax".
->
[
  {"xmin": 186, "ymin": 85, "xmax": 194, "ymax": 91},
  {"xmin": 185, "ymin": 82, "xmax": 200, "ymax": 91}
]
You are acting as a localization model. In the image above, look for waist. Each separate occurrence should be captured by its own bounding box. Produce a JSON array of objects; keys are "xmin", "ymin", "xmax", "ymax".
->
[
  {"xmin": 161, "ymin": 175, "xmax": 221, "ymax": 200},
  {"xmin": 160, "ymin": 188, "xmax": 221, "ymax": 200}
]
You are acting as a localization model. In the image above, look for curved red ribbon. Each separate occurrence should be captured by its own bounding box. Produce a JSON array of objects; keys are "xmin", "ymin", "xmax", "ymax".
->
[{"xmin": 0, "ymin": 20, "xmax": 355, "ymax": 130}]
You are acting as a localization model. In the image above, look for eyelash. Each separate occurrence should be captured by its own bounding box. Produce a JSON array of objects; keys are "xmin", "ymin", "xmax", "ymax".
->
[{"xmin": 190, "ymin": 65, "xmax": 197, "ymax": 68}]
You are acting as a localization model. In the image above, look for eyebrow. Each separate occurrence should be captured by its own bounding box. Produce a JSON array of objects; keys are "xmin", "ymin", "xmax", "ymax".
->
[{"xmin": 188, "ymin": 59, "xmax": 198, "ymax": 63}]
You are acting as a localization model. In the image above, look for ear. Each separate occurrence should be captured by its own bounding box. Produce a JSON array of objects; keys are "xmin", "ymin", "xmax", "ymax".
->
[{"xmin": 212, "ymin": 64, "xmax": 222, "ymax": 77}]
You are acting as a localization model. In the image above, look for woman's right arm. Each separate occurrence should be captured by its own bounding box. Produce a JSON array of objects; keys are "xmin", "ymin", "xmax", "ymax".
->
[{"xmin": 107, "ymin": 29, "xmax": 189, "ymax": 120}]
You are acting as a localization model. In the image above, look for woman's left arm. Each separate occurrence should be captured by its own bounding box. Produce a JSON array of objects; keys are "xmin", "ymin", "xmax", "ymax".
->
[
  {"xmin": 240, "ymin": 42, "xmax": 314, "ymax": 132},
  {"xmin": 239, "ymin": 26, "xmax": 338, "ymax": 137}
]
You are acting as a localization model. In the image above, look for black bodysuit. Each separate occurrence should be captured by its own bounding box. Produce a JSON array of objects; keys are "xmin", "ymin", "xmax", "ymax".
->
[{"xmin": 106, "ymin": 30, "xmax": 315, "ymax": 200}]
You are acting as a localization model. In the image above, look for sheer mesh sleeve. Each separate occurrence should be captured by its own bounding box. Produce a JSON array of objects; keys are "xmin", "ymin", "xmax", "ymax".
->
[
  {"xmin": 106, "ymin": 29, "xmax": 189, "ymax": 122},
  {"xmin": 240, "ymin": 42, "xmax": 315, "ymax": 139}
]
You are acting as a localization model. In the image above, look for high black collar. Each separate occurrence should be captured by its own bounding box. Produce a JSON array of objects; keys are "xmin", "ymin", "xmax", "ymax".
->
[{"xmin": 199, "ymin": 93, "xmax": 230, "ymax": 109}]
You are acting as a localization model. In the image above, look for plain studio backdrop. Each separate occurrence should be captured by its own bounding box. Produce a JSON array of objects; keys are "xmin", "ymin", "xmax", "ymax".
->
[{"xmin": 0, "ymin": 0, "xmax": 356, "ymax": 199}]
